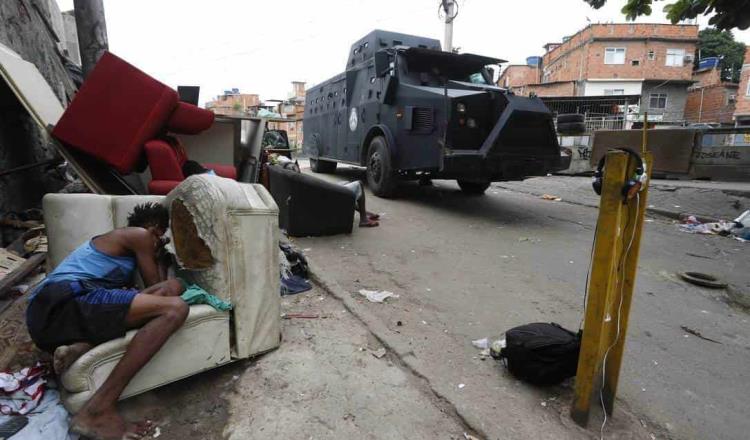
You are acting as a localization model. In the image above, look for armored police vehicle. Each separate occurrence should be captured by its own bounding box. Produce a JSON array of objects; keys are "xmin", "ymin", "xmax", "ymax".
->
[{"xmin": 303, "ymin": 30, "xmax": 569, "ymax": 197}]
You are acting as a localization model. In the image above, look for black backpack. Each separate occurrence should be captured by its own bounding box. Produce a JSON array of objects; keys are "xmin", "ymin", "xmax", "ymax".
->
[{"xmin": 496, "ymin": 322, "xmax": 581, "ymax": 385}]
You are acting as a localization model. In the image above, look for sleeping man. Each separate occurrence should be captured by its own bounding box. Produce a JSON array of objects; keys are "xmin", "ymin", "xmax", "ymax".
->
[{"xmin": 26, "ymin": 202, "xmax": 187, "ymax": 440}]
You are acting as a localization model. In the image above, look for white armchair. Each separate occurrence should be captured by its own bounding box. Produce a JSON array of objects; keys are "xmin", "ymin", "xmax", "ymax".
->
[{"xmin": 42, "ymin": 175, "xmax": 280, "ymax": 413}]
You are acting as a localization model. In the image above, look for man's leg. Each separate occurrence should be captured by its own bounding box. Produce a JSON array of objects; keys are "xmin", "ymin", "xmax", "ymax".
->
[
  {"xmin": 71, "ymin": 293, "xmax": 188, "ymax": 440},
  {"xmin": 139, "ymin": 279, "xmax": 184, "ymax": 297},
  {"xmin": 356, "ymin": 186, "xmax": 379, "ymax": 228}
]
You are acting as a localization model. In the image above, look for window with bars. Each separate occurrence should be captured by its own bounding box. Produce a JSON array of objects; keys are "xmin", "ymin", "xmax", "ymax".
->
[
  {"xmin": 604, "ymin": 47, "xmax": 626, "ymax": 64},
  {"xmin": 649, "ymin": 93, "xmax": 667, "ymax": 109}
]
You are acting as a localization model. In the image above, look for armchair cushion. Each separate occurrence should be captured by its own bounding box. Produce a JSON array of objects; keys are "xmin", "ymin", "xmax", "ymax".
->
[{"xmin": 167, "ymin": 102, "xmax": 215, "ymax": 134}]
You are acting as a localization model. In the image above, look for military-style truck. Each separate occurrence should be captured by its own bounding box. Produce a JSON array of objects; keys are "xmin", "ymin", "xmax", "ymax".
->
[{"xmin": 303, "ymin": 30, "xmax": 569, "ymax": 197}]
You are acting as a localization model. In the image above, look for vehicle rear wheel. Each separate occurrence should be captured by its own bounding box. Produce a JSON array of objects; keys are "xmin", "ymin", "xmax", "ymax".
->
[
  {"xmin": 366, "ymin": 136, "xmax": 398, "ymax": 198},
  {"xmin": 310, "ymin": 157, "xmax": 337, "ymax": 173},
  {"xmin": 457, "ymin": 180, "xmax": 491, "ymax": 195}
]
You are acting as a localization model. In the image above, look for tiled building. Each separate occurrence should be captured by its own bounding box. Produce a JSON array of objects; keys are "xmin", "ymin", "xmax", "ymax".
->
[
  {"xmin": 501, "ymin": 23, "xmax": 699, "ymax": 123},
  {"xmin": 734, "ymin": 47, "xmax": 750, "ymax": 126},
  {"xmin": 267, "ymin": 81, "xmax": 306, "ymax": 148},
  {"xmin": 684, "ymin": 67, "xmax": 738, "ymax": 125}
]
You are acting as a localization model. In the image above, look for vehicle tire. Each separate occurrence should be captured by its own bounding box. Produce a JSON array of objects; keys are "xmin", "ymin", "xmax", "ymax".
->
[
  {"xmin": 309, "ymin": 157, "xmax": 337, "ymax": 173},
  {"xmin": 366, "ymin": 136, "xmax": 398, "ymax": 198},
  {"xmin": 557, "ymin": 122, "xmax": 587, "ymax": 134},
  {"xmin": 457, "ymin": 180, "xmax": 491, "ymax": 195},
  {"xmin": 556, "ymin": 113, "xmax": 585, "ymax": 124}
]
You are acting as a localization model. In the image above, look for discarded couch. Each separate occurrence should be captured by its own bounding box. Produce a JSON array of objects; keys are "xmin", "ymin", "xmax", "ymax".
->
[
  {"xmin": 43, "ymin": 175, "xmax": 280, "ymax": 413},
  {"xmin": 267, "ymin": 165, "xmax": 355, "ymax": 237},
  {"xmin": 51, "ymin": 51, "xmax": 236, "ymax": 195}
]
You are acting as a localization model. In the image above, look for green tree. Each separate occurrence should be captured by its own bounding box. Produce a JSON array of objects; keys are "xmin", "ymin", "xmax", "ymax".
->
[
  {"xmin": 584, "ymin": 0, "xmax": 750, "ymax": 30},
  {"xmin": 697, "ymin": 28, "xmax": 745, "ymax": 82}
]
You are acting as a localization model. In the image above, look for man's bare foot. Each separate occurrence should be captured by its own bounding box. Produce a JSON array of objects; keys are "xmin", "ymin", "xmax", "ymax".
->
[
  {"xmin": 359, "ymin": 219, "xmax": 379, "ymax": 227},
  {"xmin": 54, "ymin": 342, "xmax": 92, "ymax": 375},
  {"xmin": 70, "ymin": 406, "xmax": 151, "ymax": 440}
]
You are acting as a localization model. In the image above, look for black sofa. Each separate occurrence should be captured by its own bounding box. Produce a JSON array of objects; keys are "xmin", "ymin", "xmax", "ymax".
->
[{"xmin": 267, "ymin": 165, "xmax": 355, "ymax": 236}]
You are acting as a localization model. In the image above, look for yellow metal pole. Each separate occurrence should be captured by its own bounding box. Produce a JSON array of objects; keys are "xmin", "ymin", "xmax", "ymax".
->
[{"xmin": 571, "ymin": 150, "xmax": 629, "ymax": 427}]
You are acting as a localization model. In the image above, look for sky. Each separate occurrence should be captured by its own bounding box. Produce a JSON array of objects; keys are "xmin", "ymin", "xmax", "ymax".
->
[{"xmin": 56, "ymin": 0, "xmax": 750, "ymax": 106}]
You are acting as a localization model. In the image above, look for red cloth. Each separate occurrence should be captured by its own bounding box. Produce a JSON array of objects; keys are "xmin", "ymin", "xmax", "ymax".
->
[{"xmin": 52, "ymin": 52, "xmax": 179, "ymax": 174}]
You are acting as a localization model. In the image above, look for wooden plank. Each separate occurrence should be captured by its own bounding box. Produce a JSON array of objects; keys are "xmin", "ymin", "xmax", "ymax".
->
[
  {"xmin": 0, "ymin": 253, "xmax": 46, "ymax": 298},
  {"xmin": 602, "ymin": 152, "xmax": 653, "ymax": 414},
  {"xmin": 571, "ymin": 150, "xmax": 629, "ymax": 427}
]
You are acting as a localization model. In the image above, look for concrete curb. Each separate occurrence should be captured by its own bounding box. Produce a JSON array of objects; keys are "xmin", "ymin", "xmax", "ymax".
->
[{"xmin": 307, "ymin": 259, "xmax": 488, "ymax": 439}]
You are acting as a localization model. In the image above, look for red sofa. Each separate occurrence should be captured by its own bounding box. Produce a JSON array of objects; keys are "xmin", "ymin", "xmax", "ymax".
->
[{"xmin": 51, "ymin": 52, "xmax": 236, "ymax": 194}]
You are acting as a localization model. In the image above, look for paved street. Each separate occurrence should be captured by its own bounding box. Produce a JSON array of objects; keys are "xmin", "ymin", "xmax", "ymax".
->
[{"xmin": 295, "ymin": 166, "xmax": 750, "ymax": 440}]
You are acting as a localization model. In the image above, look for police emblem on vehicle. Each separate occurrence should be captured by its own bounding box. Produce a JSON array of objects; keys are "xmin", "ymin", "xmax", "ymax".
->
[{"xmin": 349, "ymin": 107, "xmax": 358, "ymax": 132}]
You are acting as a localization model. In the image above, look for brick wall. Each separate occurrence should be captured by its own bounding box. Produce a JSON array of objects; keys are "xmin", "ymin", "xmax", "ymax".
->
[
  {"xmin": 685, "ymin": 84, "xmax": 738, "ymax": 123},
  {"xmin": 542, "ymin": 23, "xmax": 698, "ymax": 85},
  {"xmin": 524, "ymin": 81, "xmax": 577, "ymax": 97},
  {"xmin": 498, "ymin": 65, "xmax": 540, "ymax": 88},
  {"xmin": 734, "ymin": 47, "xmax": 750, "ymax": 118}
]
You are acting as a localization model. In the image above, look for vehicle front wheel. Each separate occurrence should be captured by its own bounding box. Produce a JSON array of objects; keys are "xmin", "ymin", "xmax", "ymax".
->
[
  {"xmin": 457, "ymin": 180, "xmax": 491, "ymax": 195},
  {"xmin": 310, "ymin": 157, "xmax": 337, "ymax": 173},
  {"xmin": 366, "ymin": 136, "xmax": 398, "ymax": 198}
]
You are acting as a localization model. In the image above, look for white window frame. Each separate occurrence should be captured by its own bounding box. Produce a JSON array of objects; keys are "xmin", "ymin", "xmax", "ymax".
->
[
  {"xmin": 665, "ymin": 48, "xmax": 685, "ymax": 67},
  {"xmin": 746, "ymin": 80, "xmax": 750, "ymax": 96},
  {"xmin": 604, "ymin": 89, "xmax": 625, "ymax": 96},
  {"xmin": 604, "ymin": 47, "xmax": 626, "ymax": 65},
  {"xmin": 649, "ymin": 93, "xmax": 668, "ymax": 110}
]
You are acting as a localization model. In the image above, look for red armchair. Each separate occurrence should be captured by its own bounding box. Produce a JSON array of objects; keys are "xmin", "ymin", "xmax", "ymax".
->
[
  {"xmin": 51, "ymin": 51, "xmax": 234, "ymax": 194},
  {"xmin": 145, "ymin": 137, "xmax": 237, "ymax": 194}
]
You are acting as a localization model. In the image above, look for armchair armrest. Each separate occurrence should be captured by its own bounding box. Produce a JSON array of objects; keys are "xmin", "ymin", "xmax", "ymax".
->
[{"xmin": 145, "ymin": 139, "xmax": 184, "ymax": 181}]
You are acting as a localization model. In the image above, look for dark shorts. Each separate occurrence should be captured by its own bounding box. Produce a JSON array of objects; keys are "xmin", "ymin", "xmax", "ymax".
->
[{"xmin": 26, "ymin": 280, "xmax": 138, "ymax": 352}]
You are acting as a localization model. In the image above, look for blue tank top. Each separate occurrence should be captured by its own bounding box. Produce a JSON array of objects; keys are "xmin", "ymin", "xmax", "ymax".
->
[{"xmin": 31, "ymin": 239, "xmax": 136, "ymax": 299}]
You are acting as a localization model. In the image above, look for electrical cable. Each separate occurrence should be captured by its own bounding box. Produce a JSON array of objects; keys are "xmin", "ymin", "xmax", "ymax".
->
[{"xmin": 599, "ymin": 193, "xmax": 639, "ymax": 440}]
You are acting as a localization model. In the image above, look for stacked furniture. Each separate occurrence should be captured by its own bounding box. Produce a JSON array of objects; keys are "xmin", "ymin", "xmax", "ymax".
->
[{"xmin": 51, "ymin": 52, "xmax": 236, "ymax": 195}]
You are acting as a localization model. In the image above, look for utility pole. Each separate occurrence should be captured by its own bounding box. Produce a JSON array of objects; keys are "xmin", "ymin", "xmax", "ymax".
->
[
  {"xmin": 441, "ymin": 0, "xmax": 456, "ymax": 52},
  {"xmin": 73, "ymin": 0, "xmax": 109, "ymax": 78}
]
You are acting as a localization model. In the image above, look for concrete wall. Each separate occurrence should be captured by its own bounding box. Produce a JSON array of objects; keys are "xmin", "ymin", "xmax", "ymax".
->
[{"xmin": 0, "ymin": 0, "xmax": 78, "ymax": 230}]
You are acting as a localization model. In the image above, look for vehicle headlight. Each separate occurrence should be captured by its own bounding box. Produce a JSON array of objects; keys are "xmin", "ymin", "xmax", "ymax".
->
[{"xmin": 456, "ymin": 103, "xmax": 467, "ymax": 113}]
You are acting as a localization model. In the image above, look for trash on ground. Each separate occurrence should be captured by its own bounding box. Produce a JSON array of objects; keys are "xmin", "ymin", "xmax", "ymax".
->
[
  {"xmin": 541, "ymin": 194, "xmax": 561, "ymax": 201},
  {"xmin": 0, "ymin": 415, "xmax": 28, "ymax": 438},
  {"xmin": 678, "ymin": 272, "xmax": 727, "ymax": 289},
  {"xmin": 679, "ymin": 214, "xmax": 747, "ymax": 242},
  {"xmin": 490, "ymin": 338, "xmax": 506, "ymax": 359},
  {"xmin": 463, "ymin": 433, "xmax": 480, "ymax": 440},
  {"xmin": 680, "ymin": 325, "xmax": 721, "ymax": 344},
  {"xmin": 280, "ymin": 244, "xmax": 313, "ymax": 296},
  {"xmin": 370, "ymin": 348, "xmax": 387, "ymax": 359},
  {"xmin": 358, "ymin": 289, "xmax": 399, "ymax": 303},
  {"xmin": 471, "ymin": 338, "xmax": 489, "ymax": 350},
  {"xmin": 0, "ymin": 363, "xmax": 46, "ymax": 415},
  {"xmin": 458, "ymin": 383, "xmax": 465, "ymax": 389},
  {"xmin": 282, "ymin": 313, "xmax": 321, "ymax": 319},
  {"xmin": 0, "ymin": 388, "xmax": 71, "ymax": 440}
]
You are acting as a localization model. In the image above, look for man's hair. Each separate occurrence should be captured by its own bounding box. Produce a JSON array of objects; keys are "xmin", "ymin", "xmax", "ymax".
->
[
  {"xmin": 127, "ymin": 202, "xmax": 169, "ymax": 230},
  {"xmin": 182, "ymin": 160, "xmax": 209, "ymax": 177}
]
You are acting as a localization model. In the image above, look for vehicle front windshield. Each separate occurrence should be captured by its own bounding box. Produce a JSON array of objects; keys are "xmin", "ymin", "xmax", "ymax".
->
[{"xmin": 399, "ymin": 52, "xmax": 493, "ymax": 86}]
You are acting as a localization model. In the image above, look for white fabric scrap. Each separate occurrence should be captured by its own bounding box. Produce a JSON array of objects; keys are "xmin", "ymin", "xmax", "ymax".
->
[
  {"xmin": 0, "ymin": 363, "xmax": 46, "ymax": 415},
  {"xmin": 358, "ymin": 289, "xmax": 399, "ymax": 303},
  {"xmin": 0, "ymin": 389, "xmax": 78, "ymax": 440}
]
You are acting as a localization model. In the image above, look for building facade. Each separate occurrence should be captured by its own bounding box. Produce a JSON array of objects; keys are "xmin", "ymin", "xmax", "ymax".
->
[
  {"xmin": 684, "ymin": 67, "xmax": 738, "ymax": 125},
  {"xmin": 500, "ymin": 23, "xmax": 699, "ymax": 123},
  {"xmin": 205, "ymin": 89, "xmax": 261, "ymax": 116},
  {"xmin": 734, "ymin": 47, "xmax": 750, "ymax": 126},
  {"xmin": 267, "ymin": 81, "xmax": 306, "ymax": 148}
]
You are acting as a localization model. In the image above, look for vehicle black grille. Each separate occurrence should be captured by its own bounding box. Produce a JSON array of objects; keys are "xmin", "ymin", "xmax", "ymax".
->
[{"xmin": 413, "ymin": 107, "xmax": 434, "ymax": 132}]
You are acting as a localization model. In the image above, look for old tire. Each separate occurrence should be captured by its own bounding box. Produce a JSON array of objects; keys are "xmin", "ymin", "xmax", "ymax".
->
[
  {"xmin": 679, "ymin": 272, "xmax": 728, "ymax": 289},
  {"xmin": 366, "ymin": 136, "xmax": 398, "ymax": 198},
  {"xmin": 457, "ymin": 180, "xmax": 491, "ymax": 195},
  {"xmin": 556, "ymin": 113, "xmax": 585, "ymax": 124},
  {"xmin": 310, "ymin": 157, "xmax": 337, "ymax": 173},
  {"xmin": 557, "ymin": 122, "xmax": 586, "ymax": 134}
]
